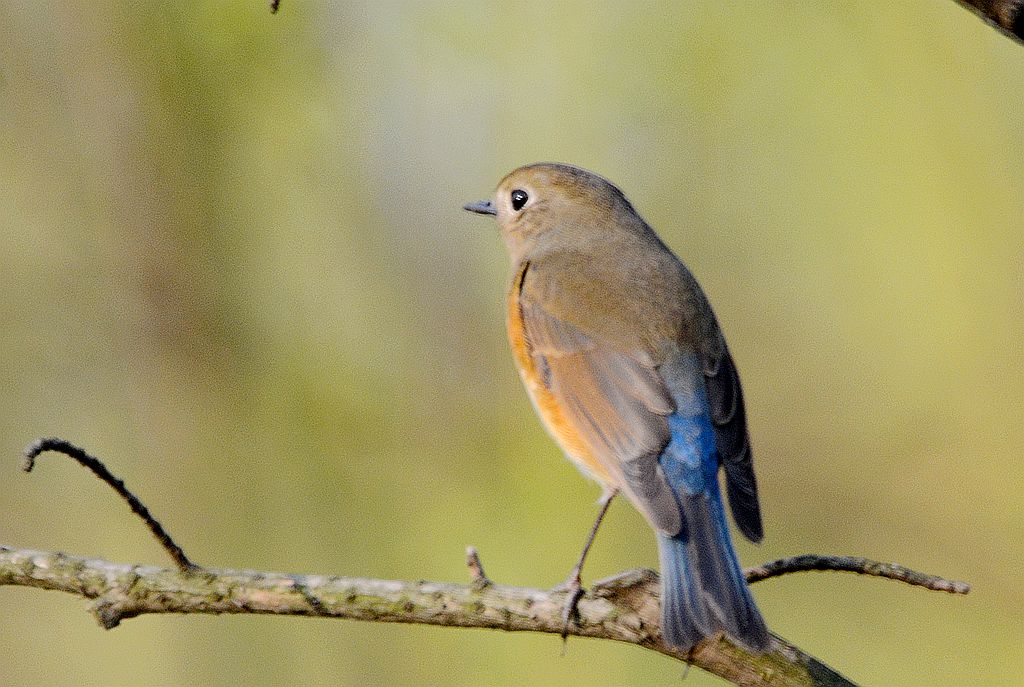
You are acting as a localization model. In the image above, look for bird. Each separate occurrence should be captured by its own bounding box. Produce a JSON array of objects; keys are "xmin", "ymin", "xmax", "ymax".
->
[{"xmin": 464, "ymin": 162, "xmax": 771, "ymax": 653}]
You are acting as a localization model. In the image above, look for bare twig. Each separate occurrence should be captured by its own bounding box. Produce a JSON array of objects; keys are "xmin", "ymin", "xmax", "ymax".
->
[
  {"xmin": 953, "ymin": 0, "xmax": 1024, "ymax": 44},
  {"xmin": 22, "ymin": 438, "xmax": 198, "ymax": 573},
  {"xmin": 745, "ymin": 554, "xmax": 969, "ymax": 594}
]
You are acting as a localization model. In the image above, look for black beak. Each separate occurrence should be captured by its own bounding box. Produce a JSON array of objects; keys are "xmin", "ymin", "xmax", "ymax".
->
[{"xmin": 463, "ymin": 199, "xmax": 497, "ymax": 216}]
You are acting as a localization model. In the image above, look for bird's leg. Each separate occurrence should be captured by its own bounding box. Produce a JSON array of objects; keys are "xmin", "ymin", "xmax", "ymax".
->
[
  {"xmin": 559, "ymin": 487, "xmax": 618, "ymax": 589},
  {"xmin": 555, "ymin": 487, "xmax": 618, "ymax": 638}
]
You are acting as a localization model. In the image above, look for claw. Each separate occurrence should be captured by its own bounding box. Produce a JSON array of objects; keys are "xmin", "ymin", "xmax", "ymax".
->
[{"xmin": 557, "ymin": 572, "xmax": 586, "ymax": 641}]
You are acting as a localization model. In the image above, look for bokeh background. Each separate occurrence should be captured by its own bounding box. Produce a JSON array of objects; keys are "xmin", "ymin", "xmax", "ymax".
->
[{"xmin": 2, "ymin": 2, "xmax": 1022, "ymax": 685}]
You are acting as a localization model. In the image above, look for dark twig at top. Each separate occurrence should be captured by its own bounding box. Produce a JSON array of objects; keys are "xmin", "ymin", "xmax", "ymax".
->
[{"xmin": 954, "ymin": 0, "xmax": 1024, "ymax": 43}]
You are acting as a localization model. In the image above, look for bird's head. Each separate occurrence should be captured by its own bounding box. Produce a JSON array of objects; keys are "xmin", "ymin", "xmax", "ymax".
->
[{"xmin": 464, "ymin": 162, "xmax": 644, "ymax": 263}]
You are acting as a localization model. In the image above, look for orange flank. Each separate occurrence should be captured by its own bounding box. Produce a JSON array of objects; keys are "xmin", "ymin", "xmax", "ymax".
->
[{"xmin": 506, "ymin": 263, "xmax": 613, "ymax": 486}]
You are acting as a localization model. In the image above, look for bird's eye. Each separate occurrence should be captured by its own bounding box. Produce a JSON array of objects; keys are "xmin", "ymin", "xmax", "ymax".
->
[{"xmin": 510, "ymin": 189, "xmax": 529, "ymax": 211}]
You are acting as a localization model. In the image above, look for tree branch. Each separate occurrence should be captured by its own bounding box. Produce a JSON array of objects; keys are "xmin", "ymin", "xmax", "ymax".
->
[
  {"xmin": 953, "ymin": 0, "xmax": 1024, "ymax": 43},
  {"xmin": 0, "ymin": 544, "xmax": 968, "ymax": 687},
  {"xmin": 7, "ymin": 439, "xmax": 970, "ymax": 686}
]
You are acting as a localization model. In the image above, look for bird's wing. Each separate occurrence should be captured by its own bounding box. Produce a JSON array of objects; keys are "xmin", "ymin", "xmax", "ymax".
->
[
  {"xmin": 517, "ymin": 292, "xmax": 685, "ymax": 536},
  {"xmin": 702, "ymin": 345, "xmax": 763, "ymax": 542}
]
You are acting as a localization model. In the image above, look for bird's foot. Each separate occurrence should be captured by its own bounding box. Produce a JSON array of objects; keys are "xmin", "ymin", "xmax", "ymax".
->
[{"xmin": 552, "ymin": 571, "xmax": 586, "ymax": 641}]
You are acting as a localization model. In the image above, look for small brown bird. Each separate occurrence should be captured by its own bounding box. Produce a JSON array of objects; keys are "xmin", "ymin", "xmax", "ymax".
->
[{"xmin": 465, "ymin": 163, "xmax": 770, "ymax": 652}]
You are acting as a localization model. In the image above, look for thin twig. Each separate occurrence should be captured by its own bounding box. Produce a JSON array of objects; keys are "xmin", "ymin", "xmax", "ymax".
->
[
  {"xmin": 744, "ymin": 554, "xmax": 970, "ymax": 594},
  {"xmin": 22, "ymin": 438, "xmax": 198, "ymax": 573}
]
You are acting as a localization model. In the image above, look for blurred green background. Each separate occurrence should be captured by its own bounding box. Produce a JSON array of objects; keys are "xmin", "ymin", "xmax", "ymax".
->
[{"xmin": 2, "ymin": 2, "xmax": 1022, "ymax": 685}]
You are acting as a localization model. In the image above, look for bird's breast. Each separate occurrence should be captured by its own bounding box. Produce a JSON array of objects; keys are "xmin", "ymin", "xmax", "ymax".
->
[{"xmin": 506, "ymin": 263, "xmax": 614, "ymax": 486}]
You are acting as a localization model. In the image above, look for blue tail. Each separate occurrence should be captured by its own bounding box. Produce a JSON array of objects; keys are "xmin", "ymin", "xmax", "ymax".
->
[{"xmin": 657, "ymin": 410, "xmax": 770, "ymax": 652}]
